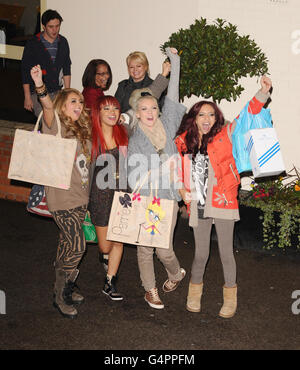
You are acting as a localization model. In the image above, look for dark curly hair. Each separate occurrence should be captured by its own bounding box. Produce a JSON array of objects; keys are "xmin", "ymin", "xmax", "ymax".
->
[{"xmin": 176, "ymin": 101, "xmax": 225, "ymax": 157}]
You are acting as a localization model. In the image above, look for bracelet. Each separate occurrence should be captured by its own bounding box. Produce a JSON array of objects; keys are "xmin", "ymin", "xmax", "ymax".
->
[
  {"xmin": 35, "ymin": 83, "xmax": 46, "ymax": 93},
  {"xmin": 37, "ymin": 90, "xmax": 48, "ymax": 98}
]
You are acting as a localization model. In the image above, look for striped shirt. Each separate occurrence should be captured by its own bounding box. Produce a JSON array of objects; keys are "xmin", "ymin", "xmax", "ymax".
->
[{"xmin": 41, "ymin": 33, "xmax": 58, "ymax": 63}]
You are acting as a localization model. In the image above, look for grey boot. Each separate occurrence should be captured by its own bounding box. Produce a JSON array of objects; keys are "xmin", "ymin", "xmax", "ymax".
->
[
  {"xmin": 67, "ymin": 269, "xmax": 85, "ymax": 305},
  {"xmin": 53, "ymin": 268, "xmax": 78, "ymax": 319}
]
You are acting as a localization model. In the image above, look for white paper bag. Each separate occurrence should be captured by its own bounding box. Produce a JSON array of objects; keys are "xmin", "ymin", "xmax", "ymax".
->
[
  {"xmin": 8, "ymin": 111, "xmax": 77, "ymax": 189},
  {"xmin": 244, "ymin": 128, "xmax": 285, "ymax": 178},
  {"xmin": 106, "ymin": 191, "xmax": 178, "ymax": 249}
]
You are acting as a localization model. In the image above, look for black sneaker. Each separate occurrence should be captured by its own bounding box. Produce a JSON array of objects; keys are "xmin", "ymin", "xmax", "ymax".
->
[{"xmin": 102, "ymin": 276, "xmax": 123, "ymax": 301}]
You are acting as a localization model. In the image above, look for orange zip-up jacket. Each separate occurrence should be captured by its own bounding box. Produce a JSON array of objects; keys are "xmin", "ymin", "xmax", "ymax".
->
[
  {"xmin": 175, "ymin": 95, "xmax": 266, "ymax": 214},
  {"xmin": 175, "ymin": 126, "xmax": 240, "ymax": 211}
]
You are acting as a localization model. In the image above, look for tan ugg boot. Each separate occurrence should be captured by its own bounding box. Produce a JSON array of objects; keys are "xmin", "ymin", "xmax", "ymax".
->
[
  {"xmin": 219, "ymin": 285, "xmax": 237, "ymax": 318},
  {"xmin": 186, "ymin": 282, "xmax": 203, "ymax": 313}
]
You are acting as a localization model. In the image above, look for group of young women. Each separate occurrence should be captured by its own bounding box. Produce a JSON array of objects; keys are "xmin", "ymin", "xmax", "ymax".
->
[{"xmin": 30, "ymin": 45, "xmax": 272, "ymax": 319}]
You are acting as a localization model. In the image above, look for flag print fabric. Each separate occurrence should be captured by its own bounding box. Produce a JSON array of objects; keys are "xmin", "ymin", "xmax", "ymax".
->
[{"xmin": 27, "ymin": 184, "xmax": 52, "ymax": 217}]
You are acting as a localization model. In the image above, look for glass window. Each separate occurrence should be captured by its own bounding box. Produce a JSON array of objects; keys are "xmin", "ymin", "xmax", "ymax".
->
[{"xmin": 0, "ymin": 1, "xmax": 44, "ymax": 123}]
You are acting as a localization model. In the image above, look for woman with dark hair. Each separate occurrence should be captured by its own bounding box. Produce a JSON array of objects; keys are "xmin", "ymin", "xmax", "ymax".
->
[
  {"xmin": 82, "ymin": 60, "xmax": 114, "ymax": 272},
  {"xmin": 82, "ymin": 59, "xmax": 112, "ymax": 109},
  {"xmin": 175, "ymin": 76, "xmax": 272, "ymax": 318},
  {"xmin": 88, "ymin": 95, "xmax": 128, "ymax": 300}
]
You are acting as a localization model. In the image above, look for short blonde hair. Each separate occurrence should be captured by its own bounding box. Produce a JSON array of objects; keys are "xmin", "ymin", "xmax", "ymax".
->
[
  {"xmin": 129, "ymin": 88, "xmax": 158, "ymax": 112},
  {"xmin": 126, "ymin": 51, "xmax": 149, "ymax": 73}
]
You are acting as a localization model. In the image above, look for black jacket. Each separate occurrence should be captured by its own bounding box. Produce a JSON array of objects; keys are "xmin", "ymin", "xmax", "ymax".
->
[
  {"xmin": 115, "ymin": 73, "xmax": 154, "ymax": 113},
  {"xmin": 21, "ymin": 32, "xmax": 71, "ymax": 94}
]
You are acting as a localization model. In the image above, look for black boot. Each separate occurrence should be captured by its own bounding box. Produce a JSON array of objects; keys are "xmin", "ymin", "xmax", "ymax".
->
[{"xmin": 102, "ymin": 275, "xmax": 123, "ymax": 301}]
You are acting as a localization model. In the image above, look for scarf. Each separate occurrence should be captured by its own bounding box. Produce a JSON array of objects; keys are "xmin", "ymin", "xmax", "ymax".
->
[{"xmin": 138, "ymin": 118, "xmax": 167, "ymax": 155}]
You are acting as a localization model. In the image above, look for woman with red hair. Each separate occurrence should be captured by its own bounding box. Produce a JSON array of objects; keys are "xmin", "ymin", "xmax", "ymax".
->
[{"xmin": 88, "ymin": 95, "xmax": 128, "ymax": 300}]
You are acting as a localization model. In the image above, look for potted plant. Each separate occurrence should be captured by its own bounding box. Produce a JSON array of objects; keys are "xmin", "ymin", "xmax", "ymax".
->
[
  {"xmin": 161, "ymin": 17, "xmax": 269, "ymax": 103},
  {"xmin": 239, "ymin": 166, "xmax": 300, "ymax": 250}
]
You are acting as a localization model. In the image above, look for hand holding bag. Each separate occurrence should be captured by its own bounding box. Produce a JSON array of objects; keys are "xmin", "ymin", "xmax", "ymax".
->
[
  {"xmin": 8, "ymin": 111, "xmax": 77, "ymax": 189},
  {"xmin": 107, "ymin": 172, "xmax": 177, "ymax": 249}
]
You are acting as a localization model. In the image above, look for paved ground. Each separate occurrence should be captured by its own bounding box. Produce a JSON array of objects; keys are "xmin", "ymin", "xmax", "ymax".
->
[{"xmin": 0, "ymin": 198, "xmax": 299, "ymax": 353}]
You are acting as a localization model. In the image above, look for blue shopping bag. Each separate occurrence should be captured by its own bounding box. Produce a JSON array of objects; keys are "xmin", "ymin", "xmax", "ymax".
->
[{"xmin": 232, "ymin": 102, "xmax": 273, "ymax": 173}]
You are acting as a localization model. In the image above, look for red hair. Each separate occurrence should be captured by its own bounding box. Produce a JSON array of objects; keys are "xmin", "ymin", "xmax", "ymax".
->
[{"xmin": 91, "ymin": 95, "xmax": 128, "ymax": 159}]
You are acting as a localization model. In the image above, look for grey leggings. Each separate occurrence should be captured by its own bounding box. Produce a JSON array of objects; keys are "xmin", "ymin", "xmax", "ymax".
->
[{"xmin": 191, "ymin": 218, "xmax": 236, "ymax": 287}]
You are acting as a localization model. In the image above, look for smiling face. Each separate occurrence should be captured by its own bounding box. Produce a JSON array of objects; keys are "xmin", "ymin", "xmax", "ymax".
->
[
  {"xmin": 195, "ymin": 104, "xmax": 216, "ymax": 136},
  {"xmin": 99, "ymin": 104, "xmax": 120, "ymax": 128},
  {"xmin": 95, "ymin": 64, "xmax": 110, "ymax": 90},
  {"xmin": 127, "ymin": 59, "xmax": 148, "ymax": 83},
  {"xmin": 136, "ymin": 97, "xmax": 159, "ymax": 128},
  {"xmin": 62, "ymin": 92, "xmax": 83, "ymax": 122}
]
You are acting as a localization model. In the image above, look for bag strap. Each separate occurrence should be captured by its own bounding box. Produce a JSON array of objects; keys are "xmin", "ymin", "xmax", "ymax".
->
[
  {"xmin": 34, "ymin": 110, "xmax": 62, "ymax": 138},
  {"xmin": 132, "ymin": 170, "xmax": 151, "ymax": 194},
  {"xmin": 132, "ymin": 171, "xmax": 159, "ymax": 199},
  {"xmin": 248, "ymin": 101, "xmax": 272, "ymax": 127}
]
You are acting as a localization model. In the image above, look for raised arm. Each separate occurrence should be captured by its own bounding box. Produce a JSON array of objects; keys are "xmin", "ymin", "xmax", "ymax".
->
[
  {"xmin": 248, "ymin": 75, "xmax": 272, "ymax": 114},
  {"xmin": 165, "ymin": 47, "xmax": 180, "ymax": 103},
  {"xmin": 30, "ymin": 65, "xmax": 54, "ymax": 127},
  {"xmin": 231, "ymin": 76, "xmax": 272, "ymax": 134},
  {"xmin": 148, "ymin": 60, "xmax": 170, "ymax": 99}
]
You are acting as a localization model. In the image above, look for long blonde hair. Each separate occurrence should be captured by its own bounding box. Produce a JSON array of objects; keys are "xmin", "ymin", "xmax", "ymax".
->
[{"xmin": 53, "ymin": 88, "xmax": 91, "ymax": 156}]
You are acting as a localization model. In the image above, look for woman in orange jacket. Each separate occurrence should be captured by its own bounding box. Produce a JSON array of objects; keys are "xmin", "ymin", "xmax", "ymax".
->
[{"xmin": 175, "ymin": 76, "xmax": 272, "ymax": 318}]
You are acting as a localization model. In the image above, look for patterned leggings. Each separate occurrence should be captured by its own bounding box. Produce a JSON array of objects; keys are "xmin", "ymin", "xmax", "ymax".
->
[{"xmin": 51, "ymin": 205, "xmax": 87, "ymax": 274}]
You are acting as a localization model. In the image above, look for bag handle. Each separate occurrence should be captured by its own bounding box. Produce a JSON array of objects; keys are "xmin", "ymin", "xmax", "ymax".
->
[
  {"xmin": 132, "ymin": 170, "xmax": 151, "ymax": 194},
  {"xmin": 248, "ymin": 101, "xmax": 273, "ymax": 128},
  {"xmin": 132, "ymin": 170, "xmax": 158, "ymax": 198},
  {"xmin": 34, "ymin": 110, "xmax": 62, "ymax": 138}
]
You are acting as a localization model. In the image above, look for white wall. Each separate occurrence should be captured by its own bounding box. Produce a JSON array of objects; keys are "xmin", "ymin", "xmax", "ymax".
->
[{"xmin": 47, "ymin": 0, "xmax": 300, "ymax": 178}]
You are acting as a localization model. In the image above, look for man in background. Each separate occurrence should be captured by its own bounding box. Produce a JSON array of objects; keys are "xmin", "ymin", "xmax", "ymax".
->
[{"xmin": 21, "ymin": 9, "xmax": 71, "ymax": 116}]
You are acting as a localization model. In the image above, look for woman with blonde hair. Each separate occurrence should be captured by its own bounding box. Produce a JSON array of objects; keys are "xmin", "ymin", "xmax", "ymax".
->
[
  {"xmin": 115, "ymin": 51, "xmax": 169, "ymax": 113},
  {"xmin": 127, "ymin": 48, "xmax": 186, "ymax": 310},
  {"xmin": 30, "ymin": 65, "xmax": 92, "ymax": 319}
]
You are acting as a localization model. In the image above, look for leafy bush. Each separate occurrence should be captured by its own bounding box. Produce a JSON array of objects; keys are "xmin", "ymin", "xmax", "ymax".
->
[
  {"xmin": 161, "ymin": 18, "xmax": 269, "ymax": 103},
  {"xmin": 240, "ymin": 167, "xmax": 300, "ymax": 250}
]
